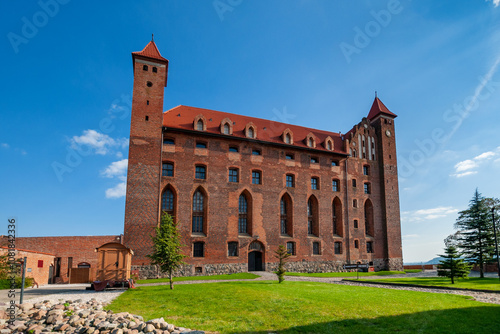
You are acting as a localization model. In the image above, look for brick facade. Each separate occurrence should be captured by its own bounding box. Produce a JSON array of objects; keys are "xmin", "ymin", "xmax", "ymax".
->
[
  {"xmin": 0, "ymin": 247, "xmax": 55, "ymax": 286},
  {"xmin": 14, "ymin": 235, "xmax": 120, "ymax": 283},
  {"xmin": 124, "ymin": 40, "xmax": 403, "ymax": 276}
]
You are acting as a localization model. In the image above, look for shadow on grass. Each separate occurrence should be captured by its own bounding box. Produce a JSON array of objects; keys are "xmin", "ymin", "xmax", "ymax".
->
[{"xmin": 229, "ymin": 306, "xmax": 500, "ymax": 334}]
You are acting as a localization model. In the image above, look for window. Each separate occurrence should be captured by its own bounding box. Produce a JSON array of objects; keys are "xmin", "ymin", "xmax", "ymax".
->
[
  {"xmin": 352, "ymin": 149, "xmax": 357, "ymax": 158},
  {"xmin": 192, "ymin": 190, "xmax": 204, "ymax": 233},
  {"xmin": 308, "ymin": 137, "xmax": 314, "ymax": 147},
  {"xmin": 331, "ymin": 160, "xmax": 339, "ymax": 166},
  {"xmin": 353, "ymin": 199, "xmax": 358, "ymax": 208},
  {"xmin": 332, "ymin": 179, "xmax": 339, "ymax": 192},
  {"xmin": 364, "ymin": 183, "xmax": 371, "ymax": 194},
  {"xmin": 38, "ymin": 260, "xmax": 43, "ymax": 268},
  {"xmin": 229, "ymin": 146, "xmax": 238, "ymax": 153},
  {"xmin": 223, "ymin": 123, "xmax": 230, "ymax": 134},
  {"xmin": 354, "ymin": 240, "xmax": 359, "ymax": 249},
  {"xmin": 247, "ymin": 127, "xmax": 255, "ymax": 138},
  {"xmin": 195, "ymin": 266, "xmax": 203, "ymax": 273},
  {"xmin": 238, "ymin": 195, "xmax": 248, "ymax": 234},
  {"xmin": 228, "ymin": 242, "xmax": 238, "ymax": 257},
  {"xmin": 352, "ymin": 179, "xmax": 357, "ymax": 187},
  {"xmin": 311, "ymin": 157, "xmax": 319, "ymax": 164},
  {"xmin": 354, "ymin": 219, "xmax": 359, "ymax": 229},
  {"xmin": 313, "ymin": 242, "xmax": 320, "ymax": 255},
  {"xmin": 286, "ymin": 242, "xmax": 296, "ymax": 255},
  {"xmin": 195, "ymin": 165, "xmax": 206, "ymax": 179},
  {"xmin": 196, "ymin": 120, "xmax": 204, "ymax": 131},
  {"xmin": 285, "ymin": 133, "xmax": 291, "ymax": 144},
  {"xmin": 334, "ymin": 242, "xmax": 342, "ymax": 254},
  {"xmin": 308, "ymin": 200, "xmax": 313, "ymax": 235},
  {"xmin": 311, "ymin": 177, "xmax": 319, "ymax": 190},
  {"xmin": 285, "ymin": 153, "xmax": 294, "ymax": 160},
  {"xmin": 163, "ymin": 138, "xmax": 175, "ymax": 145},
  {"xmin": 193, "ymin": 242, "xmax": 204, "ymax": 257},
  {"xmin": 252, "ymin": 149, "xmax": 261, "ymax": 156},
  {"xmin": 196, "ymin": 142, "xmax": 207, "ymax": 149},
  {"xmin": 229, "ymin": 168, "xmax": 239, "ymax": 183},
  {"xmin": 252, "ymin": 171, "xmax": 261, "ymax": 185},
  {"xmin": 152, "ymin": 67, "xmax": 157, "ymax": 73},
  {"xmin": 363, "ymin": 165, "xmax": 370, "ymax": 175},
  {"xmin": 367, "ymin": 241, "xmax": 374, "ymax": 253},
  {"xmin": 143, "ymin": 65, "xmax": 148, "ymax": 71},
  {"xmin": 162, "ymin": 163, "xmax": 174, "ymax": 177},
  {"xmin": 286, "ymin": 174, "xmax": 294, "ymax": 188},
  {"xmin": 147, "ymin": 81, "xmax": 153, "ymax": 87},
  {"xmin": 162, "ymin": 188, "xmax": 174, "ymax": 216},
  {"xmin": 326, "ymin": 141, "xmax": 333, "ymax": 151},
  {"xmin": 145, "ymin": 116, "xmax": 149, "ymax": 121},
  {"xmin": 280, "ymin": 194, "xmax": 293, "ymax": 236}
]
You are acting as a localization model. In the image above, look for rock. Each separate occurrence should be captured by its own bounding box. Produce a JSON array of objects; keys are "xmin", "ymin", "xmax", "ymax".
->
[
  {"xmin": 144, "ymin": 323, "xmax": 156, "ymax": 332},
  {"xmin": 0, "ymin": 310, "xmax": 7, "ymax": 320},
  {"xmin": 111, "ymin": 329, "xmax": 123, "ymax": 334}
]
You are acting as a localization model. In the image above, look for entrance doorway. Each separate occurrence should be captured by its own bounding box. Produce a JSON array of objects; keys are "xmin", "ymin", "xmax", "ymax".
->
[{"xmin": 248, "ymin": 251, "xmax": 263, "ymax": 271}]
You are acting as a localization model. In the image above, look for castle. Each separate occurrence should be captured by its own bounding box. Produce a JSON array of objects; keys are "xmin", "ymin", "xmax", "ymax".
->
[{"xmin": 123, "ymin": 39, "xmax": 403, "ymax": 276}]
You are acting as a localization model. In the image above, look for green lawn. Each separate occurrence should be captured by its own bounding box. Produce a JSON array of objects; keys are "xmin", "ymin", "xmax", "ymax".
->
[
  {"xmin": 136, "ymin": 272, "xmax": 259, "ymax": 284},
  {"xmin": 107, "ymin": 281, "xmax": 500, "ymax": 333},
  {"xmin": 404, "ymin": 269, "xmax": 422, "ymax": 273},
  {"xmin": 355, "ymin": 277, "xmax": 500, "ymax": 291},
  {"xmin": 285, "ymin": 270, "xmax": 405, "ymax": 278}
]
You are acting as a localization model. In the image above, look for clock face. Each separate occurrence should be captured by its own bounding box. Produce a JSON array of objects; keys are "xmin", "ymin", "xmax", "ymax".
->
[{"xmin": 385, "ymin": 130, "xmax": 391, "ymax": 137}]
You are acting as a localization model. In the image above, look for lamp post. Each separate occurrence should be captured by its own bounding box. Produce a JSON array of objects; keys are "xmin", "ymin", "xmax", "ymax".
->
[{"xmin": 492, "ymin": 207, "xmax": 500, "ymax": 281}]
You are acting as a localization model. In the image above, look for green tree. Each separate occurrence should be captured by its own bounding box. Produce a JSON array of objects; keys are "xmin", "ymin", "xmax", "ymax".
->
[
  {"xmin": 454, "ymin": 189, "xmax": 496, "ymax": 278},
  {"xmin": 437, "ymin": 245, "xmax": 471, "ymax": 284},
  {"xmin": 147, "ymin": 212, "xmax": 186, "ymax": 289},
  {"xmin": 274, "ymin": 245, "xmax": 291, "ymax": 283}
]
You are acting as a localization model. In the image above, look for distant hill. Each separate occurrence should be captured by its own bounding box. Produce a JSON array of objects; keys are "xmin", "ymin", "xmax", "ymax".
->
[{"xmin": 404, "ymin": 257, "xmax": 444, "ymax": 266}]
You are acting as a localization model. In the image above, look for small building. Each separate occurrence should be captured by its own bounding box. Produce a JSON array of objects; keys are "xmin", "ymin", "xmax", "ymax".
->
[{"xmin": 95, "ymin": 242, "xmax": 133, "ymax": 281}]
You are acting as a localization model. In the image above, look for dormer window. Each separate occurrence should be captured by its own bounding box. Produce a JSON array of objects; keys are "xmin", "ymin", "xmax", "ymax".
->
[
  {"xmin": 220, "ymin": 118, "xmax": 233, "ymax": 135},
  {"xmin": 324, "ymin": 136, "xmax": 334, "ymax": 151},
  {"xmin": 245, "ymin": 123, "xmax": 257, "ymax": 139},
  {"xmin": 305, "ymin": 133, "xmax": 316, "ymax": 148},
  {"xmin": 194, "ymin": 114, "xmax": 207, "ymax": 131},
  {"xmin": 282, "ymin": 129, "xmax": 293, "ymax": 144},
  {"xmin": 197, "ymin": 120, "xmax": 204, "ymax": 131},
  {"xmin": 223, "ymin": 123, "xmax": 230, "ymax": 134}
]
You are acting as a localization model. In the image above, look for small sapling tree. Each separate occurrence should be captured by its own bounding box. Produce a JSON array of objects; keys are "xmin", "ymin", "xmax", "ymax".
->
[
  {"xmin": 148, "ymin": 212, "xmax": 186, "ymax": 289},
  {"xmin": 437, "ymin": 245, "xmax": 471, "ymax": 284},
  {"xmin": 274, "ymin": 245, "xmax": 291, "ymax": 283}
]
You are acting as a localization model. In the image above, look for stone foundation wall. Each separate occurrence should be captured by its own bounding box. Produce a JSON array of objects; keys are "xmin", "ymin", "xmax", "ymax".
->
[{"xmin": 132, "ymin": 259, "xmax": 395, "ymax": 279}]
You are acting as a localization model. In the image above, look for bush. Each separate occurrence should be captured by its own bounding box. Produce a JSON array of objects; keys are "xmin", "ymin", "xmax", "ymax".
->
[{"xmin": 0, "ymin": 277, "xmax": 34, "ymax": 290}]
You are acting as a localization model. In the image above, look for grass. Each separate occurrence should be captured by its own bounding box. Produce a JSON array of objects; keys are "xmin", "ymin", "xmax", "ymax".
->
[
  {"xmin": 107, "ymin": 281, "xmax": 500, "ymax": 333},
  {"xmin": 285, "ymin": 270, "xmax": 405, "ymax": 278},
  {"xmin": 136, "ymin": 272, "xmax": 259, "ymax": 284},
  {"xmin": 404, "ymin": 269, "xmax": 422, "ymax": 273},
  {"xmin": 355, "ymin": 277, "xmax": 500, "ymax": 291}
]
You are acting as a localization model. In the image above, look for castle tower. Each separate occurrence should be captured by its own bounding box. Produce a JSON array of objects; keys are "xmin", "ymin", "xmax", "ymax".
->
[
  {"xmin": 368, "ymin": 97, "xmax": 403, "ymax": 270},
  {"xmin": 123, "ymin": 39, "xmax": 168, "ymax": 264}
]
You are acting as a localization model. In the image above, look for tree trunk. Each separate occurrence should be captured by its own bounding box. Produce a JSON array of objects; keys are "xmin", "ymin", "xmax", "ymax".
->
[{"xmin": 169, "ymin": 269, "xmax": 174, "ymax": 290}]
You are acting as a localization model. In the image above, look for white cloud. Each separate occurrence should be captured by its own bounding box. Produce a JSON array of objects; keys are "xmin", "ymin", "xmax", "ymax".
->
[
  {"xmin": 101, "ymin": 159, "xmax": 128, "ymax": 180},
  {"xmin": 1, "ymin": 143, "xmax": 9, "ymax": 149},
  {"xmin": 403, "ymin": 206, "xmax": 459, "ymax": 222},
  {"xmin": 488, "ymin": 0, "xmax": 500, "ymax": 7},
  {"xmin": 454, "ymin": 171, "xmax": 478, "ymax": 178},
  {"xmin": 474, "ymin": 151, "xmax": 495, "ymax": 160},
  {"xmin": 70, "ymin": 129, "xmax": 128, "ymax": 155},
  {"xmin": 454, "ymin": 159, "xmax": 477, "ymax": 172},
  {"xmin": 101, "ymin": 159, "xmax": 128, "ymax": 199},
  {"xmin": 105, "ymin": 182, "xmax": 127, "ymax": 199}
]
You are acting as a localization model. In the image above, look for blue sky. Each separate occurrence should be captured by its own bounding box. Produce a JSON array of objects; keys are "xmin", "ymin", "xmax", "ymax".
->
[{"xmin": 1, "ymin": 0, "xmax": 499, "ymax": 263}]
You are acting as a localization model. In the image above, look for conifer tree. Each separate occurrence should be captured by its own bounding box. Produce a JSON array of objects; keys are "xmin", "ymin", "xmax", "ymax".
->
[
  {"xmin": 274, "ymin": 245, "xmax": 291, "ymax": 283},
  {"xmin": 454, "ymin": 189, "xmax": 496, "ymax": 278},
  {"xmin": 148, "ymin": 212, "xmax": 186, "ymax": 289},
  {"xmin": 437, "ymin": 245, "xmax": 471, "ymax": 284}
]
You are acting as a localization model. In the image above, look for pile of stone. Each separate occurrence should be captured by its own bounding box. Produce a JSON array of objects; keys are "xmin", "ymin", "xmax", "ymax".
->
[{"xmin": 0, "ymin": 299, "xmax": 204, "ymax": 334}]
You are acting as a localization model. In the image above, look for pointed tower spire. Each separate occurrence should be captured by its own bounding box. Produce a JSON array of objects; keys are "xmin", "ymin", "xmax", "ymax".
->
[
  {"xmin": 367, "ymin": 96, "xmax": 397, "ymax": 121},
  {"xmin": 132, "ymin": 39, "xmax": 169, "ymax": 86}
]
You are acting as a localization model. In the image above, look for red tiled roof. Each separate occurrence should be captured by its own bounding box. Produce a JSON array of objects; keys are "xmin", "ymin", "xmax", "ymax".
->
[
  {"xmin": 367, "ymin": 97, "xmax": 397, "ymax": 121},
  {"xmin": 163, "ymin": 106, "xmax": 347, "ymax": 155},
  {"xmin": 132, "ymin": 40, "xmax": 168, "ymax": 62}
]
